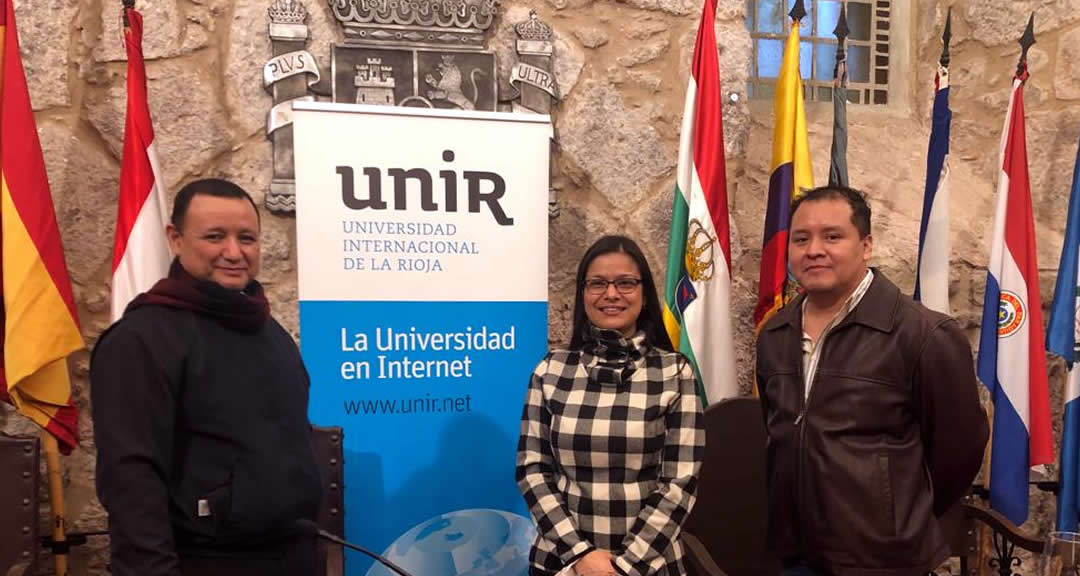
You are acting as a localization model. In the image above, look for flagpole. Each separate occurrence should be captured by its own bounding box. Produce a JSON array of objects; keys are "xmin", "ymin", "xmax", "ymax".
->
[
  {"xmin": 828, "ymin": 5, "xmax": 849, "ymax": 188},
  {"xmin": 941, "ymin": 7, "xmax": 950, "ymax": 70},
  {"xmin": 42, "ymin": 430, "xmax": 68, "ymax": 576}
]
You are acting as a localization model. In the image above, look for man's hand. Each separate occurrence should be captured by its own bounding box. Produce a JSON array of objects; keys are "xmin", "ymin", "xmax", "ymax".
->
[{"xmin": 574, "ymin": 549, "xmax": 615, "ymax": 576}]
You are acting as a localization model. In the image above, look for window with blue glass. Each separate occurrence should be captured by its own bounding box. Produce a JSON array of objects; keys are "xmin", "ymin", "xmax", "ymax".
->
[{"xmin": 746, "ymin": 0, "xmax": 891, "ymax": 105}]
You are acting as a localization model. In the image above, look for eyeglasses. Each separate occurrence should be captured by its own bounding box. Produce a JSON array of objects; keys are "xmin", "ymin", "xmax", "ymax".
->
[{"xmin": 584, "ymin": 278, "xmax": 643, "ymax": 295}]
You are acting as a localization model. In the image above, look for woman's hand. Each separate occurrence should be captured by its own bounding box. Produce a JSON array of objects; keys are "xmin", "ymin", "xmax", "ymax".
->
[{"xmin": 574, "ymin": 549, "xmax": 616, "ymax": 576}]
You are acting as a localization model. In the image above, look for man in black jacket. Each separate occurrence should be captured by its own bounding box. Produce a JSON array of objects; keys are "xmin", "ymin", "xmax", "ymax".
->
[
  {"xmin": 756, "ymin": 186, "xmax": 988, "ymax": 576},
  {"xmin": 91, "ymin": 178, "xmax": 324, "ymax": 576}
]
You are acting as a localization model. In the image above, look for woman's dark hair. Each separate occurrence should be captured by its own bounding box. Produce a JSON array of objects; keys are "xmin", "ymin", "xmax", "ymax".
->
[{"xmin": 568, "ymin": 235, "xmax": 673, "ymax": 351}]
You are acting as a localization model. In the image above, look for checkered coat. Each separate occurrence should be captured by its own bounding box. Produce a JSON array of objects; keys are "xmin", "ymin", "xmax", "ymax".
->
[{"xmin": 516, "ymin": 329, "xmax": 704, "ymax": 576}]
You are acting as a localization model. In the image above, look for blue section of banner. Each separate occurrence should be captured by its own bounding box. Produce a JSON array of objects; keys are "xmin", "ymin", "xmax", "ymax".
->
[{"xmin": 302, "ymin": 300, "xmax": 547, "ymax": 576}]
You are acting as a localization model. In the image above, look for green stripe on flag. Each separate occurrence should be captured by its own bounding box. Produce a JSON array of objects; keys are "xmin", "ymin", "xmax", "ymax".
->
[
  {"xmin": 663, "ymin": 184, "xmax": 709, "ymax": 404},
  {"xmin": 663, "ymin": 184, "xmax": 690, "ymax": 345}
]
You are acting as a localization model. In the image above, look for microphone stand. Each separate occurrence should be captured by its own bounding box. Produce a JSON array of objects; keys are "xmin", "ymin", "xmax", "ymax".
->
[{"xmin": 297, "ymin": 519, "xmax": 416, "ymax": 576}]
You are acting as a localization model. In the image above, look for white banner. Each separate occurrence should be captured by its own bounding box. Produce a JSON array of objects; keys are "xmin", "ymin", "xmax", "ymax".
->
[
  {"xmin": 293, "ymin": 102, "xmax": 552, "ymax": 576},
  {"xmin": 294, "ymin": 102, "xmax": 552, "ymax": 302}
]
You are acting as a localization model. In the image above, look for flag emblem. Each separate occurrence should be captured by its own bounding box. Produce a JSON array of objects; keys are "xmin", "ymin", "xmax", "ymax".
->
[
  {"xmin": 685, "ymin": 220, "xmax": 716, "ymax": 282},
  {"xmin": 675, "ymin": 276, "xmax": 698, "ymax": 315},
  {"xmin": 997, "ymin": 291, "xmax": 1026, "ymax": 337}
]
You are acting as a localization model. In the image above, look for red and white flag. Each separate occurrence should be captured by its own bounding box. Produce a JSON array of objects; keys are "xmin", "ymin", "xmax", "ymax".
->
[
  {"xmin": 111, "ymin": 5, "xmax": 170, "ymax": 321},
  {"xmin": 661, "ymin": 0, "xmax": 737, "ymax": 404},
  {"xmin": 976, "ymin": 57, "xmax": 1053, "ymax": 525}
]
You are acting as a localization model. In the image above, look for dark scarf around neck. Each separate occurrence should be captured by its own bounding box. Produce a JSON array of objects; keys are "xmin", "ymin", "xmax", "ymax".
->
[
  {"xmin": 581, "ymin": 326, "xmax": 647, "ymax": 387},
  {"xmin": 125, "ymin": 259, "xmax": 270, "ymax": 333}
]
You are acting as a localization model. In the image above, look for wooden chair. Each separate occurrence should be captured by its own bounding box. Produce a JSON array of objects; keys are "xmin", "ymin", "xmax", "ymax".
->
[
  {"xmin": 932, "ymin": 494, "xmax": 1046, "ymax": 576},
  {"xmin": 683, "ymin": 398, "xmax": 780, "ymax": 576},
  {"xmin": 313, "ymin": 425, "xmax": 347, "ymax": 576}
]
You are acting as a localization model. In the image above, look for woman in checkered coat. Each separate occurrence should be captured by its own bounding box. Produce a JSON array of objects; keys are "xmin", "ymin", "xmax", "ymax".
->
[{"xmin": 517, "ymin": 235, "xmax": 706, "ymax": 576}]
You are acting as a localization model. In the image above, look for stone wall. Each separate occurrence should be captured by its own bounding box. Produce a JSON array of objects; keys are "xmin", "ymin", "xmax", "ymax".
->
[{"xmin": 2, "ymin": 0, "xmax": 1079, "ymax": 573}]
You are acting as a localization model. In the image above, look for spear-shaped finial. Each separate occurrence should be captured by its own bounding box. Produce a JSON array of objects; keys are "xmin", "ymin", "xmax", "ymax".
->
[
  {"xmin": 789, "ymin": 0, "xmax": 807, "ymax": 23},
  {"xmin": 939, "ymin": 7, "xmax": 952, "ymax": 68},
  {"xmin": 1017, "ymin": 12, "xmax": 1035, "ymax": 77},
  {"xmin": 833, "ymin": 5, "xmax": 849, "ymax": 46},
  {"xmin": 833, "ymin": 5, "xmax": 848, "ymax": 80},
  {"xmin": 122, "ymin": 0, "xmax": 135, "ymax": 27}
]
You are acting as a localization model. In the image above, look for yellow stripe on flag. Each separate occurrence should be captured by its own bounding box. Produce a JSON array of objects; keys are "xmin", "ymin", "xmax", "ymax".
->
[
  {"xmin": 770, "ymin": 22, "xmax": 814, "ymax": 197},
  {"xmin": 2, "ymin": 176, "xmax": 83, "ymax": 394},
  {"xmin": 7, "ymin": 359, "xmax": 74, "ymax": 428}
]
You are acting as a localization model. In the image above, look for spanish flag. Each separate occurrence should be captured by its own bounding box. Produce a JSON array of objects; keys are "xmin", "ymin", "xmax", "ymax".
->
[
  {"xmin": 754, "ymin": 2, "xmax": 814, "ymax": 329},
  {"xmin": 0, "ymin": 0, "xmax": 83, "ymax": 453}
]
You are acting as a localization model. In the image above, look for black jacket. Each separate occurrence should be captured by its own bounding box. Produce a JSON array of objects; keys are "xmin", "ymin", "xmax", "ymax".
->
[
  {"xmin": 756, "ymin": 272, "xmax": 988, "ymax": 576},
  {"xmin": 91, "ymin": 305, "xmax": 324, "ymax": 576}
]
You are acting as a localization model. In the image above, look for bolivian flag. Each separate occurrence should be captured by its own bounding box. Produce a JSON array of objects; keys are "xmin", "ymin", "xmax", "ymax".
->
[{"xmin": 1, "ymin": 0, "xmax": 83, "ymax": 452}]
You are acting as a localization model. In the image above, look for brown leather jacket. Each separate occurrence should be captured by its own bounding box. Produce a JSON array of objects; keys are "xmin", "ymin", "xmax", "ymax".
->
[{"xmin": 756, "ymin": 272, "xmax": 988, "ymax": 576}]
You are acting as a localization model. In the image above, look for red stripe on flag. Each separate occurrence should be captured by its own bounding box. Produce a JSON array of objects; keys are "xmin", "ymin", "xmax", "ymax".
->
[
  {"xmin": 690, "ymin": 0, "xmax": 730, "ymax": 267},
  {"xmin": 113, "ymin": 7, "xmax": 159, "ymax": 271},
  {"xmin": 1001, "ymin": 86, "xmax": 1053, "ymax": 466},
  {"xmin": 755, "ymin": 230, "xmax": 788, "ymax": 324},
  {"xmin": 44, "ymin": 401, "xmax": 78, "ymax": 452},
  {"xmin": 0, "ymin": 0, "xmax": 79, "ymax": 325}
]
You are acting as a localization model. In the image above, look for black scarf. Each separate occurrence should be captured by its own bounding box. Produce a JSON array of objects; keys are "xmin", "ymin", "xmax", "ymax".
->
[
  {"xmin": 125, "ymin": 259, "xmax": 270, "ymax": 333},
  {"xmin": 581, "ymin": 326, "xmax": 647, "ymax": 387}
]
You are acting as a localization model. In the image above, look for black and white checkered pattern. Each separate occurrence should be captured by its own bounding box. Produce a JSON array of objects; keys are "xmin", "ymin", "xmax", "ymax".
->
[{"xmin": 516, "ymin": 330, "xmax": 704, "ymax": 576}]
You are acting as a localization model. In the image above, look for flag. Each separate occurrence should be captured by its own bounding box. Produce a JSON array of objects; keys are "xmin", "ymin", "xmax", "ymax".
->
[
  {"xmin": 914, "ymin": 65, "xmax": 952, "ymax": 314},
  {"xmin": 0, "ymin": 0, "xmax": 83, "ymax": 452},
  {"xmin": 828, "ymin": 7, "xmax": 849, "ymax": 188},
  {"xmin": 112, "ymin": 5, "xmax": 170, "ymax": 321},
  {"xmin": 754, "ymin": 7, "xmax": 813, "ymax": 329},
  {"xmin": 976, "ymin": 63, "xmax": 1053, "ymax": 526},
  {"xmin": 1047, "ymin": 128, "xmax": 1080, "ymax": 530},
  {"xmin": 662, "ymin": 0, "xmax": 736, "ymax": 405}
]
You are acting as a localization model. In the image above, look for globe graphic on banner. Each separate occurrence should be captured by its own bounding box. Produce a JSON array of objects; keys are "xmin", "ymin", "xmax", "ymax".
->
[{"xmin": 365, "ymin": 509, "xmax": 536, "ymax": 576}]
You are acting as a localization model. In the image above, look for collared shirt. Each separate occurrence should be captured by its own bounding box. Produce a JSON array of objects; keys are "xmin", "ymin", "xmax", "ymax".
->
[{"xmin": 800, "ymin": 269, "xmax": 874, "ymax": 399}]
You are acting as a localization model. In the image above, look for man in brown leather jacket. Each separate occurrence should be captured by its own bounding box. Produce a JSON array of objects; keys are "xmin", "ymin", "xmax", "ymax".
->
[{"xmin": 756, "ymin": 186, "xmax": 988, "ymax": 576}]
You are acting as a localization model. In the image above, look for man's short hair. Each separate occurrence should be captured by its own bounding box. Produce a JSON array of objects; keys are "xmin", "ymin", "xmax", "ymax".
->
[
  {"xmin": 789, "ymin": 185, "xmax": 872, "ymax": 238},
  {"xmin": 171, "ymin": 178, "xmax": 260, "ymax": 230}
]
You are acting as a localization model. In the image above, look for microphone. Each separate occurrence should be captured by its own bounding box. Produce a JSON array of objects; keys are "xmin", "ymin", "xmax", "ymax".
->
[{"xmin": 295, "ymin": 518, "xmax": 417, "ymax": 576}]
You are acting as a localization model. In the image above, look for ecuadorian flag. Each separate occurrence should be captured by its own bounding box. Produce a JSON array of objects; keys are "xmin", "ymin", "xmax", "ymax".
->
[
  {"xmin": 0, "ymin": 0, "xmax": 84, "ymax": 452},
  {"xmin": 754, "ymin": 8, "xmax": 814, "ymax": 329}
]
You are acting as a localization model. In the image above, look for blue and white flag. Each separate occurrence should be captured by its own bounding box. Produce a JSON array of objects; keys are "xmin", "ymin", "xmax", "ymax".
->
[
  {"xmin": 914, "ymin": 65, "xmax": 951, "ymax": 313},
  {"xmin": 1047, "ymin": 129, "xmax": 1080, "ymax": 531}
]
